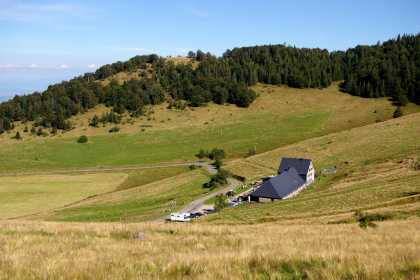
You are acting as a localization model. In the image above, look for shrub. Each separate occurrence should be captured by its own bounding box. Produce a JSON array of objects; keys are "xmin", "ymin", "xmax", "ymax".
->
[
  {"xmin": 214, "ymin": 193, "xmax": 228, "ymax": 212},
  {"xmin": 109, "ymin": 126, "xmax": 120, "ymax": 133},
  {"xmin": 214, "ymin": 158, "xmax": 223, "ymax": 169},
  {"xmin": 77, "ymin": 135, "xmax": 88, "ymax": 143},
  {"xmin": 189, "ymin": 165, "xmax": 198, "ymax": 170},
  {"xmin": 12, "ymin": 131, "xmax": 21, "ymax": 140},
  {"xmin": 355, "ymin": 211, "xmax": 394, "ymax": 229},
  {"xmin": 244, "ymin": 148, "xmax": 256, "ymax": 158},
  {"xmin": 204, "ymin": 169, "xmax": 231, "ymax": 190},
  {"xmin": 393, "ymin": 107, "xmax": 403, "ymax": 118},
  {"xmin": 209, "ymin": 148, "xmax": 226, "ymax": 160},
  {"xmin": 196, "ymin": 149, "xmax": 209, "ymax": 159}
]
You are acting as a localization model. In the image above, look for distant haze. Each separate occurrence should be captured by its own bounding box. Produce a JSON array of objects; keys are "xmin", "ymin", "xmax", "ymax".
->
[{"xmin": 0, "ymin": 77, "xmax": 73, "ymax": 102}]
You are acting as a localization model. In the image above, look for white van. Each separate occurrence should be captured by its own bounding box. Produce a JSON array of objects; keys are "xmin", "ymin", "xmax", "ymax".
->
[{"xmin": 170, "ymin": 212, "xmax": 191, "ymax": 222}]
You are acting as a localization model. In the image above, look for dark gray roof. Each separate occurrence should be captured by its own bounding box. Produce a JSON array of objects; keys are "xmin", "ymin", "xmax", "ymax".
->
[
  {"xmin": 249, "ymin": 167, "xmax": 305, "ymax": 199},
  {"xmin": 278, "ymin": 157, "xmax": 312, "ymax": 175}
]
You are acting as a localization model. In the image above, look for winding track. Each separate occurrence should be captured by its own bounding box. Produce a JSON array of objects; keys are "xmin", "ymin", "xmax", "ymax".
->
[{"xmin": 0, "ymin": 163, "xmax": 240, "ymax": 223}]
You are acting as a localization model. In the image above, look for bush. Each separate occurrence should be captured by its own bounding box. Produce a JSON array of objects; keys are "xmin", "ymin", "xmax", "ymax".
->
[
  {"xmin": 214, "ymin": 193, "xmax": 228, "ymax": 212},
  {"xmin": 36, "ymin": 127, "xmax": 43, "ymax": 136},
  {"xmin": 355, "ymin": 211, "xmax": 394, "ymax": 229},
  {"xmin": 204, "ymin": 168, "xmax": 231, "ymax": 190},
  {"xmin": 189, "ymin": 165, "xmax": 198, "ymax": 170},
  {"xmin": 77, "ymin": 135, "xmax": 88, "ymax": 143},
  {"xmin": 214, "ymin": 158, "xmax": 223, "ymax": 169},
  {"xmin": 393, "ymin": 107, "xmax": 403, "ymax": 118},
  {"xmin": 12, "ymin": 131, "xmax": 21, "ymax": 140},
  {"xmin": 244, "ymin": 148, "xmax": 256, "ymax": 158},
  {"xmin": 196, "ymin": 149, "xmax": 209, "ymax": 159},
  {"xmin": 109, "ymin": 126, "xmax": 120, "ymax": 133},
  {"xmin": 209, "ymin": 148, "xmax": 226, "ymax": 160}
]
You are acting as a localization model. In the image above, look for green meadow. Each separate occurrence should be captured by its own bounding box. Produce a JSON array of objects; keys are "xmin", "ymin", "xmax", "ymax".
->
[
  {"xmin": 0, "ymin": 173, "xmax": 128, "ymax": 219},
  {"xmin": 1, "ymin": 83, "xmax": 416, "ymax": 173},
  {"xmin": 26, "ymin": 167, "xmax": 213, "ymax": 223}
]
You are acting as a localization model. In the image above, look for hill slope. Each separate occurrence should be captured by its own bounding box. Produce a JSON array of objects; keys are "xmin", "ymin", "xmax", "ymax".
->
[
  {"xmin": 2, "ymin": 83, "xmax": 418, "ymax": 173},
  {"xmin": 205, "ymin": 112, "xmax": 420, "ymax": 224}
]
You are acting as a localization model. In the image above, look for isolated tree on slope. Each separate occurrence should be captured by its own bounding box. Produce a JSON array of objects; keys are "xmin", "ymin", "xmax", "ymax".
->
[{"xmin": 393, "ymin": 107, "xmax": 403, "ymax": 118}]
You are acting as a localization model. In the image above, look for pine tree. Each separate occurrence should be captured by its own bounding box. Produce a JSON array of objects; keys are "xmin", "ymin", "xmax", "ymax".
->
[
  {"xmin": 393, "ymin": 107, "xmax": 403, "ymax": 118},
  {"xmin": 14, "ymin": 131, "xmax": 21, "ymax": 140}
]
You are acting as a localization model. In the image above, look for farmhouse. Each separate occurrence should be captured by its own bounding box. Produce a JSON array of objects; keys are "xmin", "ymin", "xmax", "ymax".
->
[
  {"xmin": 249, "ymin": 157, "xmax": 314, "ymax": 202},
  {"xmin": 278, "ymin": 157, "xmax": 314, "ymax": 183}
]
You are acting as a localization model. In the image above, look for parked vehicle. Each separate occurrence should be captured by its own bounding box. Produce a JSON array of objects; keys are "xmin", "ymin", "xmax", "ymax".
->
[
  {"xmin": 203, "ymin": 209, "xmax": 215, "ymax": 214},
  {"xmin": 190, "ymin": 213, "xmax": 204, "ymax": 218},
  {"xmin": 170, "ymin": 212, "xmax": 191, "ymax": 222},
  {"xmin": 226, "ymin": 189, "xmax": 237, "ymax": 196},
  {"xmin": 228, "ymin": 200, "xmax": 242, "ymax": 208}
]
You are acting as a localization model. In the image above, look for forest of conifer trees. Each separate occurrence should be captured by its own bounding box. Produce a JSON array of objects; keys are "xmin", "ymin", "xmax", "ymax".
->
[{"xmin": 0, "ymin": 33, "xmax": 419, "ymax": 134}]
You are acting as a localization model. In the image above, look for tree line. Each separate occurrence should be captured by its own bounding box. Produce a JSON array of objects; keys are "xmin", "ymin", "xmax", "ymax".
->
[
  {"xmin": 341, "ymin": 34, "xmax": 420, "ymax": 106},
  {"xmin": 1, "ymin": 33, "xmax": 419, "ymax": 134}
]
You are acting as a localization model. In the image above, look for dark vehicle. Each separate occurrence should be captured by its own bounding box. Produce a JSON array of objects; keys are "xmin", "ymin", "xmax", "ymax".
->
[
  {"xmin": 203, "ymin": 209, "xmax": 215, "ymax": 214},
  {"xmin": 190, "ymin": 213, "xmax": 199, "ymax": 218},
  {"xmin": 262, "ymin": 177, "xmax": 271, "ymax": 182},
  {"xmin": 193, "ymin": 212, "xmax": 204, "ymax": 217}
]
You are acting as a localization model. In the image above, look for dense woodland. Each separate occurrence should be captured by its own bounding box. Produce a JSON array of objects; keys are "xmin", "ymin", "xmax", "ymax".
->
[{"xmin": 1, "ymin": 33, "xmax": 419, "ymax": 134}]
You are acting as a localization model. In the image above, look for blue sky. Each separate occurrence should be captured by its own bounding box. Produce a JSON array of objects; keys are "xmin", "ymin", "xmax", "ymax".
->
[{"xmin": 1, "ymin": 0, "xmax": 420, "ymax": 101}]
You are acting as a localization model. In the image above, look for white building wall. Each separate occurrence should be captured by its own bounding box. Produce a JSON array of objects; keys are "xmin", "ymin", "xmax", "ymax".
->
[{"xmin": 306, "ymin": 161, "xmax": 315, "ymax": 183}]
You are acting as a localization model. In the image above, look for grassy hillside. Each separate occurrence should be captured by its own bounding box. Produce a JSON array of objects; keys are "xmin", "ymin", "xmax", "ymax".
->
[
  {"xmin": 0, "ymin": 166, "xmax": 191, "ymax": 220},
  {"xmin": 1, "ymin": 219, "xmax": 419, "ymax": 279},
  {"xmin": 206, "ymin": 112, "xmax": 420, "ymax": 224},
  {"xmin": 1, "ymin": 82, "xmax": 418, "ymax": 173},
  {"xmin": 23, "ymin": 167, "xmax": 213, "ymax": 222},
  {"xmin": 0, "ymin": 173, "xmax": 128, "ymax": 219}
]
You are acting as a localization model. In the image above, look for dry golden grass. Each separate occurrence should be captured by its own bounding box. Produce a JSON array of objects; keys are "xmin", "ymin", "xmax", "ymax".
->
[
  {"xmin": 97, "ymin": 57, "xmax": 198, "ymax": 87},
  {"xmin": 0, "ymin": 173, "xmax": 128, "ymax": 219},
  {"xmin": 166, "ymin": 56, "xmax": 200, "ymax": 69},
  {"xmin": 97, "ymin": 70, "xmax": 143, "ymax": 86},
  {"xmin": 1, "ymin": 218, "xmax": 419, "ymax": 279}
]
